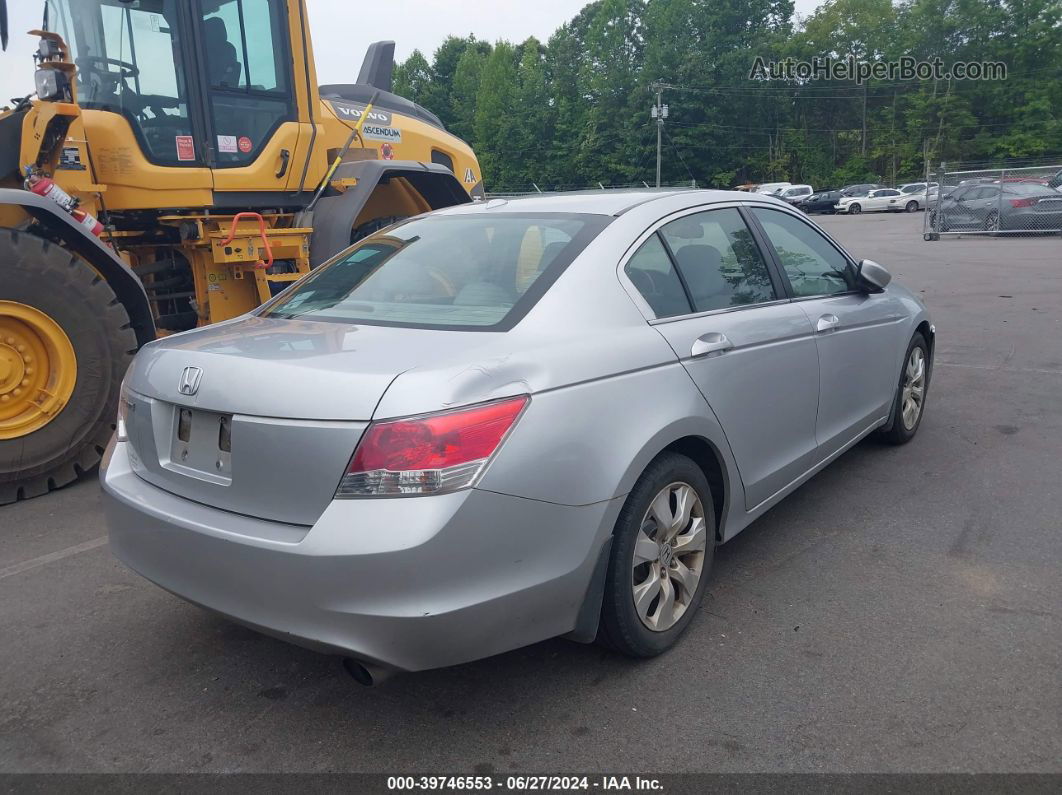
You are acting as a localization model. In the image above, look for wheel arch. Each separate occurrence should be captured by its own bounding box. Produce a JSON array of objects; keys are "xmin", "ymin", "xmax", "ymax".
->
[
  {"xmin": 308, "ymin": 160, "xmax": 472, "ymax": 266},
  {"xmin": 613, "ymin": 415, "xmax": 743, "ymax": 544},
  {"xmin": 0, "ymin": 189, "xmax": 155, "ymax": 348},
  {"xmin": 658, "ymin": 436, "xmax": 728, "ymax": 542}
]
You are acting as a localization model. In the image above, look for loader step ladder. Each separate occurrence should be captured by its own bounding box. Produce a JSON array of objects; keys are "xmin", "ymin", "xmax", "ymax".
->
[{"xmin": 210, "ymin": 213, "xmax": 313, "ymax": 304}]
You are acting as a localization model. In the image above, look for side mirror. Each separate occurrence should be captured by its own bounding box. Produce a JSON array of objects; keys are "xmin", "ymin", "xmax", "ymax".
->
[{"xmin": 857, "ymin": 259, "xmax": 892, "ymax": 292}]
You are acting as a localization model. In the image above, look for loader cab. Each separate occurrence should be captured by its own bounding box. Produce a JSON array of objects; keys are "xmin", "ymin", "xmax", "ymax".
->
[{"xmin": 44, "ymin": 0, "xmax": 303, "ymax": 170}]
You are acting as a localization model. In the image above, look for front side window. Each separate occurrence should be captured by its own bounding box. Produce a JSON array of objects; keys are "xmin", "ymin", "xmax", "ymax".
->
[
  {"xmin": 660, "ymin": 209, "xmax": 777, "ymax": 312},
  {"xmin": 751, "ymin": 208, "xmax": 855, "ymax": 298},
  {"xmin": 263, "ymin": 214, "xmax": 609, "ymax": 330},
  {"xmin": 52, "ymin": 0, "xmax": 193, "ymax": 164},
  {"xmin": 201, "ymin": 0, "xmax": 292, "ymax": 164}
]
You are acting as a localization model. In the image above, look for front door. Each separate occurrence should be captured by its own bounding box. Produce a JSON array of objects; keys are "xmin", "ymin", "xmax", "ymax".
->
[
  {"xmin": 623, "ymin": 206, "xmax": 821, "ymax": 511},
  {"xmin": 192, "ymin": 0, "xmax": 299, "ymax": 187},
  {"xmin": 749, "ymin": 207, "xmax": 908, "ymax": 458}
]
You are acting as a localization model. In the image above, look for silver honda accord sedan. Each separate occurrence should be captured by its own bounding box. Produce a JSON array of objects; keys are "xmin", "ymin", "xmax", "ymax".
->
[{"xmin": 101, "ymin": 189, "xmax": 933, "ymax": 682}]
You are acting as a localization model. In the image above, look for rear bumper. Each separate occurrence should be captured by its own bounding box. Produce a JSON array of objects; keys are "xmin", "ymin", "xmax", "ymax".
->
[{"xmin": 101, "ymin": 440, "xmax": 618, "ymax": 672}]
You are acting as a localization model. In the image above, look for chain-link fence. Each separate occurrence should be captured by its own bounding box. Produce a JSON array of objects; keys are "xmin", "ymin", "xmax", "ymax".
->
[{"xmin": 923, "ymin": 163, "xmax": 1062, "ymax": 240}]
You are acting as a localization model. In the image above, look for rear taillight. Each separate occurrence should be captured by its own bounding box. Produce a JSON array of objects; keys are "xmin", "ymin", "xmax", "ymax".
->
[
  {"xmin": 336, "ymin": 395, "xmax": 529, "ymax": 497},
  {"xmin": 116, "ymin": 383, "xmax": 131, "ymax": 442},
  {"xmin": 1010, "ymin": 198, "xmax": 1037, "ymax": 208}
]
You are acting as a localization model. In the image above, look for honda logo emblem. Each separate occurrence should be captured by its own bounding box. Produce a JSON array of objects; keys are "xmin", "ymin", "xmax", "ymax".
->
[{"xmin": 178, "ymin": 366, "xmax": 203, "ymax": 396}]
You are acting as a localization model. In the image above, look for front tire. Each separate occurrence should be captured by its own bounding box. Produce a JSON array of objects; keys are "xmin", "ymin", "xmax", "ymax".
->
[
  {"xmin": 849, "ymin": 203, "xmax": 862, "ymax": 215},
  {"xmin": 599, "ymin": 452, "xmax": 717, "ymax": 657},
  {"xmin": 879, "ymin": 333, "xmax": 929, "ymax": 445},
  {"xmin": 0, "ymin": 230, "xmax": 136, "ymax": 504}
]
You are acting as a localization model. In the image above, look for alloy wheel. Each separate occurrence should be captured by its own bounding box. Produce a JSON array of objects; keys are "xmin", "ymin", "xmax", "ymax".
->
[
  {"xmin": 631, "ymin": 482, "xmax": 707, "ymax": 632},
  {"xmin": 901, "ymin": 347, "xmax": 926, "ymax": 431}
]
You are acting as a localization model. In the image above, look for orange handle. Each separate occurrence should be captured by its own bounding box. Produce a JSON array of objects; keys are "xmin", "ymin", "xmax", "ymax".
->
[{"xmin": 220, "ymin": 212, "xmax": 273, "ymax": 270}]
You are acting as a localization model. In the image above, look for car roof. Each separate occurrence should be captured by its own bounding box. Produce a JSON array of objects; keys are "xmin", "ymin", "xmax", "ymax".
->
[{"xmin": 437, "ymin": 188, "xmax": 782, "ymax": 217}]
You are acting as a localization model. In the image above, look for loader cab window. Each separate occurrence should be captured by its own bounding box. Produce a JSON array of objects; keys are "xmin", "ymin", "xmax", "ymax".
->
[
  {"xmin": 200, "ymin": 0, "xmax": 294, "ymax": 165},
  {"xmin": 50, "ymin": 0, "xmax": 194, "ymax": 165}
]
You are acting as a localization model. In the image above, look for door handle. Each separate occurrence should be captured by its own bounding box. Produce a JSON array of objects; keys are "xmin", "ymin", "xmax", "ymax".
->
[
  {"xmin": 691, "ymin": 332, "xmax": 734, "ymax": 358},
  {"xmin": 275, "ymin": 148, "xmax": 291, "ymax": 179},
  {"xmin": 816, "ymin": 314, "xmax": 840, "ymax": 332}
]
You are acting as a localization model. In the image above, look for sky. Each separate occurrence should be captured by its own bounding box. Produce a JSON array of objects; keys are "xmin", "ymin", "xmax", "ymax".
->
[{"xmin": 0, "ymin": 0, "xmax": 824, "ymax": 113}]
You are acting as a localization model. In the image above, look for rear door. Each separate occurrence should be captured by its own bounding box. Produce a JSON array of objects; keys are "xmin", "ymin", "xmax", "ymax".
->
[
  {"xmin": 623, "ymin": 205, "xmax": 821, "ymax": 510},
  {"xmin": 749, "ymin": 206, "xmax": 907, "ymax": 458}
]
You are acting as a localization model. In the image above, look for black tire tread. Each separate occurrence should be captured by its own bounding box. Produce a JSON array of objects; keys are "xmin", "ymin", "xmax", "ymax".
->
[
  {"xmin": 0, "ymin": 228, "xmax": 137, "ymax": 505},
  {"xmin": 598, "ymin": 452, "xmax": 716, "ymax": 658},
  {"xmin": 878, "ymin": 332, "xmax": 929, "ymax": 446}
]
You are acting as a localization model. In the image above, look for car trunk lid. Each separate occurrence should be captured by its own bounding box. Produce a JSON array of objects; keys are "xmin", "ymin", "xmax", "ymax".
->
[{"xmin": 122, "ymin": 315, "xmax": 499, "ymax": 524}]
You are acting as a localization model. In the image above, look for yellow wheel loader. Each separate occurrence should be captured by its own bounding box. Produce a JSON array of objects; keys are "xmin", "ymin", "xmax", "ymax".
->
[{"xmin": 0, "ymin": 0, "xmax": 484, "ymax": 504}]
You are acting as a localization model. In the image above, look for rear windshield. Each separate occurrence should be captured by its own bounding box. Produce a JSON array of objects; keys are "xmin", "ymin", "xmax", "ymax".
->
[{"xmin": 261, "ymin": 212, "xmax": 610, "ymax": 330}]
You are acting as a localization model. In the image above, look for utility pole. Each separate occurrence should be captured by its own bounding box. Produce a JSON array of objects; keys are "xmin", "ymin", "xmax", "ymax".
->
[{"xmin": 650, "ymin": 83, "xmax": 668, "ymax": 188}]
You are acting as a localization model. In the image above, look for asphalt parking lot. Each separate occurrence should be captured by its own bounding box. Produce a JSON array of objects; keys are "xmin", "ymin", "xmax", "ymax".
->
[{"xmin": 1, "ymin": 212, "xmax": 1059, "ymax": 773}]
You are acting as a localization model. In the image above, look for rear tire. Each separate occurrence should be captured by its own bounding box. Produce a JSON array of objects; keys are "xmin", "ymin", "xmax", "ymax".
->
[
  {"xmin": 598, "ymin": 452, "xmax": 717, "ymax": 657},
  {"xmin": 0, "ymin": 229, "xmax": 137, "ymax": 505},
  {"xmin": 905, "ymin": 200, "xmax": 918, "ymax": 212}
]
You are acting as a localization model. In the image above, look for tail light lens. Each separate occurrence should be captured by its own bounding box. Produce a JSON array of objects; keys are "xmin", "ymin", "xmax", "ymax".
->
[
  {"xmin": 116, "ymin": 383, "xmax": 132, "ymax": 442},
  {"xmin": 1010, "ymin": 198, "xmax": 1037, "ymax": 208},
  {"xmin": 336, "ymin": 395, "xmax": 529, "ymax": 497}
]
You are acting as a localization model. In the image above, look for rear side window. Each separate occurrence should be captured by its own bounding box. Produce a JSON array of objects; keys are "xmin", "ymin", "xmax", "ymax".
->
[
  {"xmin": 624, "ymin": 235, "xmax": 691, "ymax": 318},
  {"xmin": 660, "ymin": 208, "xmax": 777, "ymax": 311},
  {"xmin": 263, "ymin": 213, "xmax": 609, "ymax": 330}
]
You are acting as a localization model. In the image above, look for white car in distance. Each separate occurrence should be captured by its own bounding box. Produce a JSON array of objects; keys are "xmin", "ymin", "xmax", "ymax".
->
[
  {"xmin": 755, "ymin": 182, "xmax": 792, "ymax": 195},
  {"xmin": 889, "ymin": 183, "xmax": 939, "ymax": 212},
  {"xmin": 836, "ymin": 188, "xmax": 903, "ymax": 214},
  {"xmin": 778, "ymin": 184, "xmax": 814, "ymax": 205}
]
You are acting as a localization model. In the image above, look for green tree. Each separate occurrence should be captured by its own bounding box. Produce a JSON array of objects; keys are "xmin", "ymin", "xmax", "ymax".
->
[
  {"xmin": 450, "ymin": 42, "xmax": 490, "ymax": 143},
  {"xmin": 474, "ymin": 42, "xmax": 520, "ymax": 188},
  {"xmin": 392, "ymin": 50, "xmax": 433, "ymax": 103}
]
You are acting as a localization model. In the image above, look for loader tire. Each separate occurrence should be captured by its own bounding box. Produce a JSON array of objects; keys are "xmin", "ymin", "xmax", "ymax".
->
[
  {"xmin": 350, "ymin": 215, "xmax": 407, "ymax": 245},
  {"xmin": 0, "ymin": 229, "xmax": 137, "ymax": 505}
]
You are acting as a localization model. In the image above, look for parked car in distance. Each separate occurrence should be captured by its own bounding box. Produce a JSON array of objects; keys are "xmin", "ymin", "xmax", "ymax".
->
[
  {"xmin": 101, "ymin": 190, "xmax": 934, "ymax": 682},
  {"xmin": 778, "ymin": 184, "xmax": 814, "ymax": 205},
  {"xmin": 800, "ymin": 190, "xmax": 843, "ymax": 214},
  {"xmin": 1048, "ymin": 169, "xmax": 1062, "ymax": 190},
  {"xmin": 930, "ymin": 183, "xmax": 1062, "ymax": 232},
  {"xmin": 839, "ymin": 183, "xmax": 888, "ymax": 197},
  {"xmin": 754, "ymin": 182, "xmax": 792, "ymax": 194},
  {"xmin": 836, "ymin": 188, "xmax": 904, "ymax": 214},
  {"xmin": 798, "ymin": 185, "xmax": 841, "ymax": 211},
  {"xmin": 889, "ymin": 182, "xmax": 938, "ymax": 212}
]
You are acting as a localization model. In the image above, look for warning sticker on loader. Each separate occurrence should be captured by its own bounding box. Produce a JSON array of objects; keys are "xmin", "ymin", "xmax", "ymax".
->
[{"xmin": 361, "ymin": 125, "xmax": 402, "ymax": 143}]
